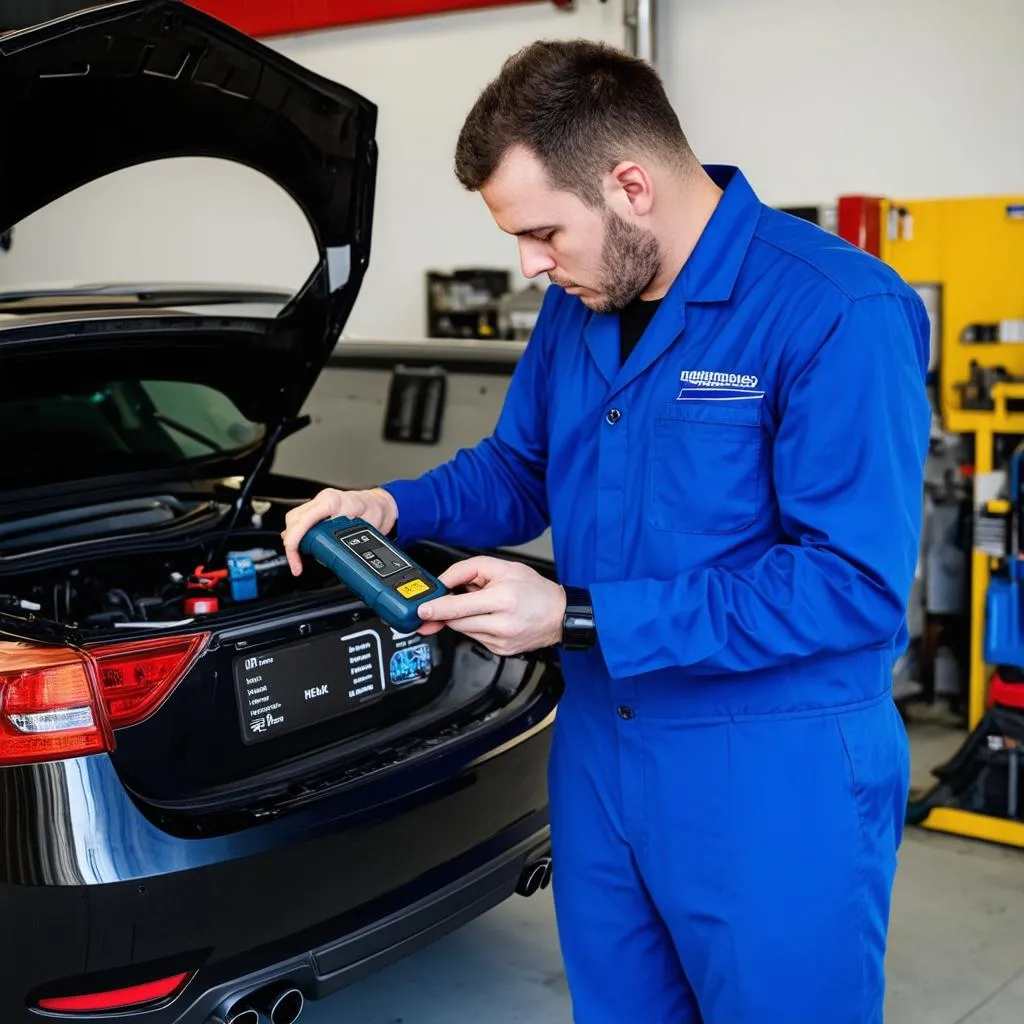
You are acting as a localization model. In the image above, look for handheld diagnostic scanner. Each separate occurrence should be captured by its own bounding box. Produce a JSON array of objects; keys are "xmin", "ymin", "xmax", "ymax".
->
[{"xmin": 299, "ymin": 516, "xmax": 448, "ymax": 633}]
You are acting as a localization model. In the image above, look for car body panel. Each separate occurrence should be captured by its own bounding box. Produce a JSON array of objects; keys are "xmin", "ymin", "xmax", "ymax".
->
[
  {"xmin": 0, "ymin": 4, "xmax": 560, "ymax": 1020},
  {"xmin": 0, "ymin": 686, "xmax": 555, "ymax": 887},
  {"xmin": 0, "ymin": 0, "xmax": 376, "ymax": 251},
  {"xmin": 0, "ymin": 0, "xmax": 378, "ymax": 452},
  {"xmin": 4, "ymin": 727, "xmax": 554, "ymax": 1022}
]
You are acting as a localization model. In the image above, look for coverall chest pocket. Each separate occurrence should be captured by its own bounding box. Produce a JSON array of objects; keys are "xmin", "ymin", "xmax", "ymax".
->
[{"xmin": 648, "ymin": 400, "xmax": 763, "ymax": 535}]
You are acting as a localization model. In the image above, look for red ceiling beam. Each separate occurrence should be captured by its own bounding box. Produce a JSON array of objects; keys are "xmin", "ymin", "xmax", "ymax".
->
[{"xmin": 185, "ymin": 1, "xmax": 568, "ymax": 39}]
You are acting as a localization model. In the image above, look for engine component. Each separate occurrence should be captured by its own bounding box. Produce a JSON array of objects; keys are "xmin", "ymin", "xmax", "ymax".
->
[
  {"xmin": 0, "ymin": 532, "xmax": 329, "ymax": 629},
  {"xmin": 226, "ymin": 549, "xmax": 290, "ymax": 602}
]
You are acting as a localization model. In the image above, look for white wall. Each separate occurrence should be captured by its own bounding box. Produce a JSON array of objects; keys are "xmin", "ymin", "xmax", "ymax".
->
[
  {"xmin": 0, "ymin": 0, "xmax": 625, "ymax": 338},
  {"xmin": 659, "ymin": 0, "xmax": 1024, "ymax": 208},
  {"xmin": 3, "ymin": 0, "xmax": 1020, "ymax": 337}
]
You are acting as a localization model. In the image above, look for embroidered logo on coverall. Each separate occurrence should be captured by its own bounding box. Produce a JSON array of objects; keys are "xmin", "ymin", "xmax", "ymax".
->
[{"xmin": 678, "ymin": 369, "xmax": 764, "ymax": 401}]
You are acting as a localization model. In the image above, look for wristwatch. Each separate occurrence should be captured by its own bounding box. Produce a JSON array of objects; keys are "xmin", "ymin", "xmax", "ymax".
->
[{"xmin": 561, "ymin": 586, "xmax": 597, "ymax": 650}]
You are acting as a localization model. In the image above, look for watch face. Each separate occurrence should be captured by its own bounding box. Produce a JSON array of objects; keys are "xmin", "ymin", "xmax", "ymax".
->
[{"xmin": 562, "ymin": 617, "xmax": 595, "ymax": 649}]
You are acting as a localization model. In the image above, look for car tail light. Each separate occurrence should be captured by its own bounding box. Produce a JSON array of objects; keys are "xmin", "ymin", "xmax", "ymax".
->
[
  {"xmin": 92, "ymin": 634, "xmax": 208, "ymax": 727},
  {"xmin": 0, "ymin": 646, "xmax": 107, "ymax": 766},
  {"xmin": 37, "ymin": 971, "xmax": 191, "ymax": 1013},
  {"xmin": 0, "ymin": 634, "xmax": 209, "ymax": 766}
]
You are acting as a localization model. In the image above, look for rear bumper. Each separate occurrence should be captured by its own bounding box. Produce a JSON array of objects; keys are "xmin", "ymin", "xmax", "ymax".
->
[
  {"xmin": 194, "ymin": 828, "xmax": 551, "ymax": 1024},
  {"xmin": 1, "ymin": 708, "xmax": 555, "ymax": 1022}
]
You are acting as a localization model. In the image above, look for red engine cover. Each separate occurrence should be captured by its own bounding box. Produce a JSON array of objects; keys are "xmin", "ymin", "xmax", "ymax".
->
[{"xmin": 186, "ymin": 0, "xmax": 554, "ymax": 38}]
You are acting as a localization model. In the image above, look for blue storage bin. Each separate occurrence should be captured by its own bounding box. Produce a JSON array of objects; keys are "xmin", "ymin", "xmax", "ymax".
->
[{"xmin": 984, "ymin": 576, "xmax": 1024, "ymax": 667}]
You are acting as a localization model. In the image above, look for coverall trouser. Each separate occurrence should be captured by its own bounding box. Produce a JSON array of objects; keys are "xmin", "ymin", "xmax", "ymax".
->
[{"xmin": 547, "ymin": 687, "xmax": 911, "ymax": 1024}]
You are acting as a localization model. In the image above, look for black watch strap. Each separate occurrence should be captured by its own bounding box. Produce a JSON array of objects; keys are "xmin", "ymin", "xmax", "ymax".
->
[{"xmin": 561, "ymin": 585, "xmax": 596, "ymax": 650}]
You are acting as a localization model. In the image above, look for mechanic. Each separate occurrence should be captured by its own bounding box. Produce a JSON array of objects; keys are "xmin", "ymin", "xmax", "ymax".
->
[{"xmin": 282, "ymin": 40, "xmax": 931, "ymax": 1024}]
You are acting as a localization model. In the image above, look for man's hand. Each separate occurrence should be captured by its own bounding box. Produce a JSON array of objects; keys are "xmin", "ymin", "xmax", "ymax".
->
[
  {"xmin": 281, "ymin": 487, "xmax": 398, "ymax": 576},
  {"xmin": 417, "ymin": 556, "xmax": 566, "ymax": 657}
]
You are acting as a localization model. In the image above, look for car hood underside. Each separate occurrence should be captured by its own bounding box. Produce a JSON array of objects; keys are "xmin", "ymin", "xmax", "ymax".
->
[{"xmin": 0, "ymin": 0, "xmax": 379, "ymax": 428}]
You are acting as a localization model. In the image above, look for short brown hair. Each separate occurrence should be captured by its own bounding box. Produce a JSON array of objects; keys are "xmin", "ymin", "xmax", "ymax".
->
[{"xmin": 455, "ymin": 39, "xmax": 695, "ymax": 206}]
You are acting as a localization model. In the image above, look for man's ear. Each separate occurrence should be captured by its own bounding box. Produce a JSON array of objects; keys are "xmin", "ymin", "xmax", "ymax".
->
[{"xmin": 606, "ymin": 161, "xmax": 654, "ymax": 217}]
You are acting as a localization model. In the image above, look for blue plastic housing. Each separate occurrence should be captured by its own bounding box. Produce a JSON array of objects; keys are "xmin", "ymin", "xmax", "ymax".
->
[{"xmin": 299, "ymin": 516, "xmax": 448, "ymax": 633}]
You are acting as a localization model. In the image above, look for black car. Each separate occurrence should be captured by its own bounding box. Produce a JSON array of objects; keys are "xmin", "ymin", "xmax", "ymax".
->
[{"xmin": 0, "ymin": 4, "xmax": 560, "ymax": 1022}]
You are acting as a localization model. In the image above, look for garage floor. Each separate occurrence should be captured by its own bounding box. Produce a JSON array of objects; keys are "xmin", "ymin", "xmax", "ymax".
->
[{"xmin": 304, "ymin": 712, "xmax": 1024, "ymax": 1024}]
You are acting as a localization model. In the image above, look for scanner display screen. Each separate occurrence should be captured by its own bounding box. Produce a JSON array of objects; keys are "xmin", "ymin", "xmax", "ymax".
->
[{"xmin": 337, "ymin": 528, "xmax": 409, "ymax": 579}]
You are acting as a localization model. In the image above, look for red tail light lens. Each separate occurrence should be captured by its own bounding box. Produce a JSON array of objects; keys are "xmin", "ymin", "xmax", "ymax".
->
[
  {"xmin": 37, "ymin": 971, "xmax": 191, "ymax": 1012},
  {"xmin": 0, "ymin": 645, "xmax": 106, "ymax": 766},
  {"xmin": 93, "ymin": 634, "xmax": 208, "ymax": 727},
  {"xmin": 0, "ymin": 634, "xmax": 209, "ymax": 766}
]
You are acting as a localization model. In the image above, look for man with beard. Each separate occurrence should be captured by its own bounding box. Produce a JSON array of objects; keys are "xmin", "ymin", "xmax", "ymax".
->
[{"xmin": 282, "ymin": 39, "xmax": 931, "ymax": 1024}]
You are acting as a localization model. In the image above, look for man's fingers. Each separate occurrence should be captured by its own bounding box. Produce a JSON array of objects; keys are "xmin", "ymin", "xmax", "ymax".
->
[
  {"xmin": 281, "ymin": 501, "xmax": 330, "ymax": 575},
  {"xmin": 280, "ymin": 509, "xmax": 315, "ymax": 573},
  {"xmin": 421, "ymin": 616, "xmax": 504, "ymax": 646},
  {"xmin": 439, "ymin": 616, "xmax": 509, "ymax": 638},
  {"xmin": 418, "ymin": 587, "xmax": 506, "ymax": 623},
  {"xmin": 437, "ymin": 556, "xmax": 500, "ymax": 590},
  {"xmin": 281, "ymin": 521, "xmax": 309, "ymax": 575},
  {"xmin": 436, "ymin": 560, "xmax": 481, "ymax": 590},
  {"xmin": 281, "ymin": 490, "xmax": 348, "ymax": 571}
]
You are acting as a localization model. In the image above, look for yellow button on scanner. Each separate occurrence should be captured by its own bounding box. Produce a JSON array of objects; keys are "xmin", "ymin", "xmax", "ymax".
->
[{"xmin": 397, "ymin": 578, "xmax": 431, "ymax": 599}]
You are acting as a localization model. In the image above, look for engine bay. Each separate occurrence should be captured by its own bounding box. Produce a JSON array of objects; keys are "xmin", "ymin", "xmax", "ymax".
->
[
  {"xmin": 2, "ymin": 542, "xmax": 314, "ymax": 629},
  {"xmin": 0, "ymin": 487, "xmax": 345, "ymax": 631},
  {"xmin": 0, "ymin": 531, "xmax": 339, "ymax": 629}
]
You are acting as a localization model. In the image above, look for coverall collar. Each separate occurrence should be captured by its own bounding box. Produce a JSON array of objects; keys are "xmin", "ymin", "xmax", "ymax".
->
[
  {"xmin": 681, "ymin": 165, "xmax": 762, "ymax": 303},
  {"xmin": 582, "ymin": 164, "xmax": 762, "ymax": 394}
]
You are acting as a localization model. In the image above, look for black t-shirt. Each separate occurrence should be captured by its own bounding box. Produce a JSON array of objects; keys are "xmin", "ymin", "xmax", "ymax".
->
[{"xmin": 619, "ymin": 296, "xmax": 662, "ymax": 365}]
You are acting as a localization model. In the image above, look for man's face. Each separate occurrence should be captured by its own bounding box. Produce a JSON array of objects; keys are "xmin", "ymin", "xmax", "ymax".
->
[{"xmin": 480, "ymin": 145, "xmax": 660, "ymax": 314}]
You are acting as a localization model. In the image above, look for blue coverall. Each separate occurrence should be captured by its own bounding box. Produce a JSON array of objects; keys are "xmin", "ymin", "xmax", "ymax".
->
[{"xmin": 383, "ymin": 165, "xmax": 932, "ymax": 1024}]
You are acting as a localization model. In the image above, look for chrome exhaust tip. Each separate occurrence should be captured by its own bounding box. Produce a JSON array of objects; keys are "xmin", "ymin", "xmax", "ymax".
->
[
  {"xmin": 210, "ymin": 1002, "xmax": 260, "ymax": 1024},
  {"xmin": 268, "ymin": 986, "xmax": 304, "ymax": 1024},
  {"xmin": 540, "ymin": 857, "xmax": 553, "ymax": 890},
  {"xmin": 515, "ymin": 856, "xmax": 553, "ymax": 897}
]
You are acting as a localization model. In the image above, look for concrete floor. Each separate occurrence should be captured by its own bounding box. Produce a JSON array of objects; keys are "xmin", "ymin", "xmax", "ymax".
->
[{"xmin": 304, "ymin": 712, "xmax": 1024, "ymax": 1024}]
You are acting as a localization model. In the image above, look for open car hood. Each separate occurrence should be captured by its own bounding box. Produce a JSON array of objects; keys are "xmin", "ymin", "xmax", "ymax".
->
[{"xmin": 0, "ymin": 0, "xmax": 378, "ymax": 430}]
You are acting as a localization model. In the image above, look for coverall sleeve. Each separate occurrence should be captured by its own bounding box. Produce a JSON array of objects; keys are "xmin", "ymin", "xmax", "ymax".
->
[
  {"xmin": 379, "ymin": 296, "xmax": 554, "ymax": 551},
  {"xmin": 590, "ymin": 290, "xmax": 932, "ymax": 679}
]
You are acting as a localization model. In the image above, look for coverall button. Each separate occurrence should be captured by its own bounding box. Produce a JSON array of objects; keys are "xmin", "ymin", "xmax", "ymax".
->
[
  {"xmin": 606, "ymin": 408, "xmax": 622, "ymax": 425},
  {"xmin": 616, "ymin": 704, "xmax": 635, "ymax": 720}
]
